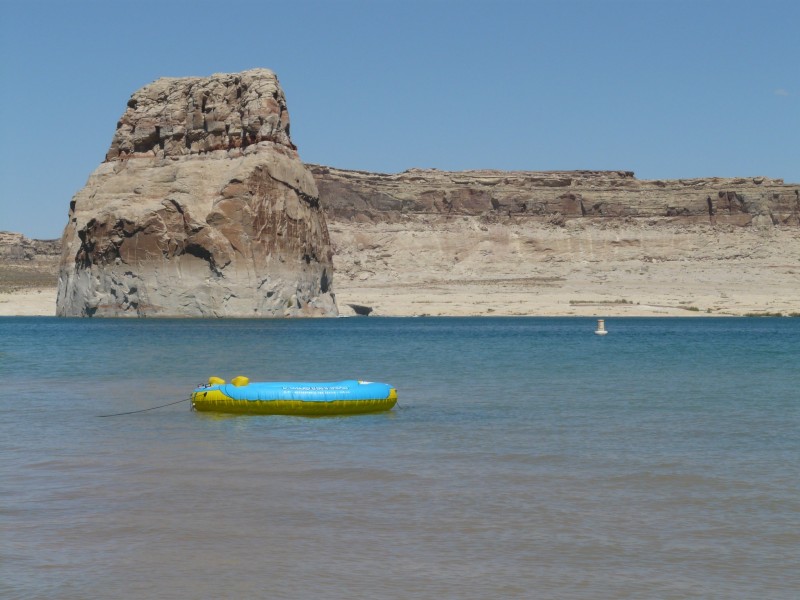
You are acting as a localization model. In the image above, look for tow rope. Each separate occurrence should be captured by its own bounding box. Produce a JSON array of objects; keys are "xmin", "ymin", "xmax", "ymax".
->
[{"xmin": 96, "ymin": 397, "xmax": 191, "ymax": 417}]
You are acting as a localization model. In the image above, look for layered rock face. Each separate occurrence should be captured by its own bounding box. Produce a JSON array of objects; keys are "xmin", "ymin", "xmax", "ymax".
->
[
  {"xmin": 0, "ymin": 231, "xmax": 60, "ymax": 262},
  {"xmin": 311, "ymin": 166, "xmax": 799, "ymax": 317},
  {"xmin": 58, "ymin": 69, "xmax": 336, "ymax": 317},
  {"xmin": 312, "ymin": 166, "xmax": 799, "ymax": 227}
]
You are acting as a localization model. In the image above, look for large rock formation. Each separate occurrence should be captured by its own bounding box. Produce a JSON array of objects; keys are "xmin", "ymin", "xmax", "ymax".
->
[{"xmin": 57, "ymin": 69, "xmax": 337, "ymax": 317}]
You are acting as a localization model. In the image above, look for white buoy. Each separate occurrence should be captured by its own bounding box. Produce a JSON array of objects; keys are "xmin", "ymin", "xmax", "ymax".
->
[{"xmin": 594, "ymin": 319, "xmax": 608, "ymax": 336}]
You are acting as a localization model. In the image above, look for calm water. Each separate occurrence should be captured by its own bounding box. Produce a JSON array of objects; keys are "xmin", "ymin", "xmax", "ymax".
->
[{"xmin": 1, "ymin": 317, "xmax": 798, "ymax": 599}]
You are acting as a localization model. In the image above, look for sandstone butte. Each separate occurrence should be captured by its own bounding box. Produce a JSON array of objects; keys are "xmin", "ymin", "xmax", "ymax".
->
[{"xmin": 56, "ymin": 68, "xmax": 336, "ymax": 317}]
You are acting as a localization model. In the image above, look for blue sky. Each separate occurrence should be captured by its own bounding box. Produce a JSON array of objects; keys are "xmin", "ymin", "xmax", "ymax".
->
[{"xmin": 1, "ymin": 0, "xmax": 797, "ymax": 239}]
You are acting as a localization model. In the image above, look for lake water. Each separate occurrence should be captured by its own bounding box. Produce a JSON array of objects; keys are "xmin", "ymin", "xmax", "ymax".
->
[{"xmin": 1, "ymin": 317, "xmax": 798, "ymax": 599}]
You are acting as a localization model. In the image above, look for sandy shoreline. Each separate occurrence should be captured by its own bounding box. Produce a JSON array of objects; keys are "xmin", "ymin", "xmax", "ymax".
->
[
  {"xmin": 333, "ymin": 276, "xmax": 797, "ymax": 318},
  {"xmin": 0, "ymin": 288, "xmax": 57, "ymax": 317}
]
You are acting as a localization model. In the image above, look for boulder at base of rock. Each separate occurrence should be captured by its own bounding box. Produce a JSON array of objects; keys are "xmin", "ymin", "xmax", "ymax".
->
[
  {"xmin": 346, "ymin": 303, "xmax": 374, "ymax": 316},
  {"xmin": 57, "ymin": 69, "xmax": 337, "ymax": 317}
]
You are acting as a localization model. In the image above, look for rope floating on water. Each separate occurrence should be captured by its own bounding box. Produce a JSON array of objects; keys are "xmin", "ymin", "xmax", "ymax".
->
[{"xmin": 96, "ymin": 397, "xmax": 191, "ymax": 418}]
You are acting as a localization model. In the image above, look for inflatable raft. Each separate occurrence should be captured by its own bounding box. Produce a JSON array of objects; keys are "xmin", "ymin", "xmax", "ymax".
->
[{"xmin": 191, "ymin": 376, "xmax": 397, "ymax": 416}]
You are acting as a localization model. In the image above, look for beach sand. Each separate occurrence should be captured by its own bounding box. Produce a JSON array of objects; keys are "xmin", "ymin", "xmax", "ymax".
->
[
  {"xmin": 0, "ymin": 288, "xmax": 57, "ymax": 316},
  {"xmin": 0, "ymin": 259, "xmax": 59, "ymax": 316},
  {"xmin": 333, "ymin": 263, "xmax": 798, "ymax": 318}
]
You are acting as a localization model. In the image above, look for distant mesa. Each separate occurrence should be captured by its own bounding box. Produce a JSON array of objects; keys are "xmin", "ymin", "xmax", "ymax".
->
[
  {"xmin": 0, "ymin": 231, "xmax": 60, "ymax": 261},
  {"xmin": 57, "ymin": 69, "xmax": 337, "ymax": 317}
]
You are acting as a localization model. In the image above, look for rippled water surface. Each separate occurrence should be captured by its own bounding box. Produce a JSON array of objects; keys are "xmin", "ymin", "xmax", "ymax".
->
[{"xmin": 2, "ymin": 317, "xmax": 799, "ymax": 599}]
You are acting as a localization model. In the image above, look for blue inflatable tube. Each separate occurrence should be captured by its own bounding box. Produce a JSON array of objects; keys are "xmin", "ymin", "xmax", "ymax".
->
[{"xmin": 191, "ymin": 377, "xmax": 397, "ymax": 416}]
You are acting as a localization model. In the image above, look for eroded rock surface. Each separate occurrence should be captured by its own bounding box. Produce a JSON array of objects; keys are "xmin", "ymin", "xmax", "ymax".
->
[
  {"xmin": 0, "ymin": 231, "xmax": 60, "ymax": 262},
  {"xmin": 312, "ymin": 166, "xmax": 799, "ymax": 227},
  {"xmin": 58, "ymin": 69, "xmax": 336, "ymax": 317},
  {"xmin": 311, "ymin": 166, "xmax": 799, "ymax": 316}
]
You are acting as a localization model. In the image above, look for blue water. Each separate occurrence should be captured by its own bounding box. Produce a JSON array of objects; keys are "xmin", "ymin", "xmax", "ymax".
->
[{"xmin": 1, "ymin": 317, "xmax": 798, "ymax": 599}]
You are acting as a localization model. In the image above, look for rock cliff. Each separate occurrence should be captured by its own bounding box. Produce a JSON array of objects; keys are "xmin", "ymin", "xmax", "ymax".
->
[
  {"xmin": 57, "ymin": 69, "xmax": 336, "ymax": 317},
  {"xmin": 0, "ymin": 231, "xmax": 60, "ymax": 262},
  {"xmin": 310, "ymin": 166, "xmax": 799, "ymax": 317},
  {"xmin": 312, "ymin": 166, "xmax": 799, "ymax": 227}
]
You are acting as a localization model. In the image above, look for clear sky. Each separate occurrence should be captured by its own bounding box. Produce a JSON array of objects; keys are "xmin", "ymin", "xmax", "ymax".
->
[{"xmin": 1, "ymin": 0, "xmax": 797, "ymax": 239}]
